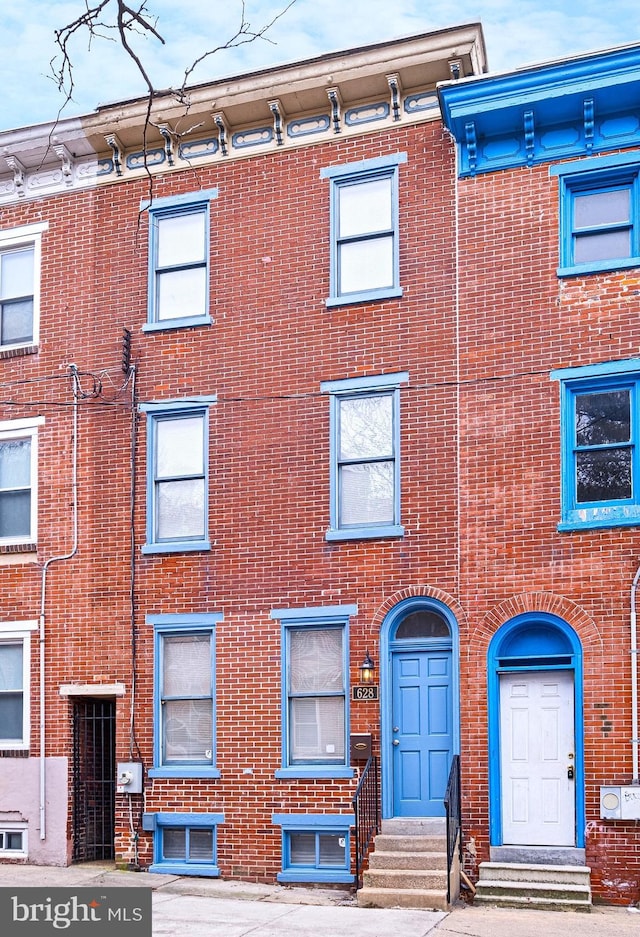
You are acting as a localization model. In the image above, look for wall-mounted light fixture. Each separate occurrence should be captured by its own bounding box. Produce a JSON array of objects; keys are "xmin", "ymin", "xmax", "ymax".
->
[{"xmin": 360, "ymin": 651, "xmax": 375, "ymax": 684}]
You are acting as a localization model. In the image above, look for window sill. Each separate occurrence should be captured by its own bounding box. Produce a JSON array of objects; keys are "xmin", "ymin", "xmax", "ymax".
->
[
  {"xmin": 275, "ymin": 767, "xmax": 355, "ymax": 780},
  {"xmin": 325, "ymin": 524, "xmax": 404, "ymax": 542},
  {"xmin": 557, "ymin": 257, "xmax": 640, "ymax": 278},
  {"xmin": 142, "ymin": 315, "xmax": 212, "ymax": 333},
  {"xmin": 277, "ymin": 871, "xmax": 354, "ymax": 884},
  {"xmin": 558, "ymin": 505, "xmax": 640, "ymax": 531},
  {"xmin": 326, "ymin": 286, "xmax": 402, "ymax": 308},
  {"xmin": 0, "ymin": 344, "xmax": 38, "ymax": 359},
  {"xmin": 0, "ymin": 542, "xmax": 37, "ymax": 555},
  {"xmin": 142, "ymin": 539, "xmax": 211, "ymax": 555},
  {"xmin": 149, "ymin": 863, "xmax": 220, "ymax": 877},
  {"xmin": 148, "ymin": 767, "xmax": 221, "ymax": 779}
]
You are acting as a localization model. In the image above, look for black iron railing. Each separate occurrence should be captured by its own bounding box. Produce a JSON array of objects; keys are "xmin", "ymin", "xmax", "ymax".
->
[
  {"xmin": 444, "ymin": 754, "xmax": 462, "ymax": 905},
  {"xmin": 352, "ymin": 755, "xmax": 380, "ymax": 887}
]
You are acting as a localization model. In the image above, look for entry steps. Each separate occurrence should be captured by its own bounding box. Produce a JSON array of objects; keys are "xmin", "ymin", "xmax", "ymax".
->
[
  {"xmin": 357, "ymin": 818, "xmax": 452, "ymax": 911},
  {"xmin": 474, "ymin": 861, "xmax": 592, "ymax": 911}
]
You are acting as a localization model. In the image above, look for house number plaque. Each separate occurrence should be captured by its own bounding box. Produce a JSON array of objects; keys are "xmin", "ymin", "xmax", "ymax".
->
[{"xmin": 352, "ymin": 685, "xmax": 379, "ymax": 701}]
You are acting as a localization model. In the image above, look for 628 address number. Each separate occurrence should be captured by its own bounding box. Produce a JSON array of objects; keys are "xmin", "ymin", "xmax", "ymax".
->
[{"xmin": 352, "ymin": 685, "xmax": 379, "ymax": 701}]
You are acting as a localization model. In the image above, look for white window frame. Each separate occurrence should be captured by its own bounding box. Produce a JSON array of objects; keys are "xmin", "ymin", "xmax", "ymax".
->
[
  {"xmin": 0, "ymin": 620, "xmax": 37, "ymax": 751},
  {"xmin": 0, "ymin": 417, "xmax": 44, "ymax": 547},
  {"xmin": 0, "ymin": 222, "xmax": 47, "ymax": 352},
  {"xmin": 0, "ymin": 822, "xmax": 28, "ymax": 858}
]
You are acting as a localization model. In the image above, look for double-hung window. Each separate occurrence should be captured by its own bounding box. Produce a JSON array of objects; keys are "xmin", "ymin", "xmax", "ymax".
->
[
  {"xmin": 552, "ymin": 153, "xmax": 640, "ymax": 276},
  {"xmin": 321, "ymin": 153, "xmax": 406, "ymax": 306},
  {"xmin": 321, "ymin": 372, "xmax": 407, "ymax": 540},
  {"xmin": 272, "ymin": 605, "xmax": 356, "ymax": 780},
  {"xmin": 149, "ymin": 613, "xmax": 221, "ymax": 779},
  {"xmin": 0, "ymin": 621, "xmax": 36, "ymax": 750},
  {"xmin": 143, "ymin": 190, "xmax": 218, "ymax": 331},
  {"xmin": 552, "ymin": 359, "xmax": 640, "ymax": 529},
  {"xmin": 0, "ymin": 418, "xmax": 43, "ymax": 547},
  {"xmin": 0, "ymin": 223, "xmax": 46, "ymax": 352},
  {"xmin": 140, "ymin": 399, "xmax": 215, "ymax": 554}
]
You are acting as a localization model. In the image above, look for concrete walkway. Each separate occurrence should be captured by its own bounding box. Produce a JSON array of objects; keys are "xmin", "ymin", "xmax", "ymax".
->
[{"xmin": 0, "ymin": 862, "xmax": 637, "ymax": 936}]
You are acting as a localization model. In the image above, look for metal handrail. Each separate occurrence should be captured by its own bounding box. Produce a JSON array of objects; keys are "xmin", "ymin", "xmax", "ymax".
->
[
  {"xmin": 444, "ymin": 754, "xmax": 461, "ymax": 905},
  {"xmin": 352, "ymin": 755, "xmax": 380, "ymax": 887}
]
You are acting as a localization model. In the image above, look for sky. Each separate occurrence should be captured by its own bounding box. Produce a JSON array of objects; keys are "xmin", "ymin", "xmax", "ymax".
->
[{"xmin": 0, "ymin": 0, "xmax": 639, "ymax": 133}]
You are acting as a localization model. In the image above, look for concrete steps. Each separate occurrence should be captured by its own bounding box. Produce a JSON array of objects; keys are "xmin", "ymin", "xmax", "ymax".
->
[
  {"xmin": 474, "ymin": 861, "xmax": 592, "ymax": 911},
  {"xmin": 357, "ymin": 818, "xmax": 452, "ymax": 911}
]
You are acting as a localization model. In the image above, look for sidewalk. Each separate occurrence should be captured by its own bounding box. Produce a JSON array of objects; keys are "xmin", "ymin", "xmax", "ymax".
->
[{"xmin": 0, "ymin": 862, "xmax": 637, "ymax": 936}]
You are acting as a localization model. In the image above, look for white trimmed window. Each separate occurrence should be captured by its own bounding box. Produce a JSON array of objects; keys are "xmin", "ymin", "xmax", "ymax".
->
[
  {"xmin": 0, "ymin": 418, "xmax": 43, "ymax": 546},
  {"xmin": 0, "ymin": 223, "xmax": 47, "ymax": 352},
  {"xmin": 0, "ymin": 823, "xmax": 27, "ymax": 857},
  {"xmin": 0, "ymin": 621, "xmax": 37, "ymax": 750}
]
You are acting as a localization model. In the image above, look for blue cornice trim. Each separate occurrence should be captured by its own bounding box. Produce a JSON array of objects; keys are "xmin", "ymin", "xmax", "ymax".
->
[{"xmin": 438, "ymin": 44, "xmax": 640, "ymax": 176}]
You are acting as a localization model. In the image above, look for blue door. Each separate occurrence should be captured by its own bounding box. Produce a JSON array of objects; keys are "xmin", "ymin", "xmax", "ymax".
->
[{"xmin": 391, "ymin": 650, "xmax": 453, "ymax": 816}]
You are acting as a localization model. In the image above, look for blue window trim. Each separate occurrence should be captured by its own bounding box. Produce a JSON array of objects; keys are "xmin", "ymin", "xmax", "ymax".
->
[
  {"xmin": 148, "ymin": 614, "xmax": 222, "ymax": 779},
  {"xmin": 272, "ymin": 813, "xmax": 354, "ymax": 884},
  {"xmin": 320, "ymin": 372, "xmax": 408, "ymax": 541},
  {"xmin": 321, "ymin": 153, "xmax": 406, "ymax": 307},
  {"xmin": 142, "ymin": 188, "xmax": 218, "ymax": 331},
  {"xmin": 551, "ymin": 358, "xmax": 640, "ymax": 530},
  {"xmin": 270, "ymin": 606, "xmax": 356, "ymax": 780},
  {"xmin": 551, "ymin": 153, "xmax": 640, "ymax": 277},
  {"xmin": 487, "ymin": 613, "xmax": 584, "ymax": 849},
  {"xmin": 146, "ymin": 811, "xmax": 224, "ymax": 876},
  {"xmin": 140, "ymin": 397, "xmax": 216, "ymax": 554}
]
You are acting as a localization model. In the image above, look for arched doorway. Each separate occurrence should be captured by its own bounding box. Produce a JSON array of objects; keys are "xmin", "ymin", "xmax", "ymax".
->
[
  {"xmin": 380, "ymin": 597, "xmax": 460, "ymax": 819},
  {"xmin": 487, "ymin": 613, "xmax": 584, "ymax": 848}
]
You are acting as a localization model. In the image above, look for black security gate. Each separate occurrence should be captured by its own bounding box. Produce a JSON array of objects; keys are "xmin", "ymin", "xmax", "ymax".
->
[{"xmin": 72, "ymin": 698, "xmax": 115, "ymax": 862}]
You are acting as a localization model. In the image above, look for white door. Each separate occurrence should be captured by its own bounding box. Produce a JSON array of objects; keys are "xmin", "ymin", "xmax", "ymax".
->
[{"xmin": 500, "ymin": 670, "xmax": 575, "ymax": 846}]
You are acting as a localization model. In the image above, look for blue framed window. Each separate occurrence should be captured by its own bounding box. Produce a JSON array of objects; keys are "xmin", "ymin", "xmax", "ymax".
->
[
  {"xmin": 272, "ymin": 814, "xmax": 354, "ymax": 884},
  {"xmin": 143, "ymin": 190, "xmax": 218, "ymax": 331},
  {"xmin": 146, "ymin": 812, "xmax": 224, "ymax": 876},
  {"xmin": 148, "ymin": 614, "xmax": 222, "ymax": 779},
  {"xmin": 140, "ymin": 399, "xmax": 216, "ymax": 554},
  {"xmin": 271, "ymin": 605, "xmax": 356, "ymax": 780},
  {"xmin": 551, "ymin": 153, "xmax": 640, "ymax": 276},
  {"xmin": 551, "ymin": 358, "xmax": 640, "ymax": 529},
  {"xmin": 321, "ymin": 372, "xmax": 407, "ymax": 541},
  {"xmin": 321, "ymin": 153, "xmax": 406, "ymax": 306}
]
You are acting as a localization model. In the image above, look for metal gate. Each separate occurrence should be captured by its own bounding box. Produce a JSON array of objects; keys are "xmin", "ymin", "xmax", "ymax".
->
[{"xmin": 72, "ymin": 698, "xmax": 115, "ymax": 862}]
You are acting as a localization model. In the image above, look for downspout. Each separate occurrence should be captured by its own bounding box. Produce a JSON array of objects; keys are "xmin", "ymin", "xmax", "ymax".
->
[
  {"xmin": 39, "ymin": 364, "xmax": 80, "ymax": 839},
  {"xmin": 630, "ymin": 564, "xmax": 640, "ymax": 784}
]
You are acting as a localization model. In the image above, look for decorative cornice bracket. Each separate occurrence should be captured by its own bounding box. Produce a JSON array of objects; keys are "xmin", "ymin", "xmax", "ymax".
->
[
  {"xmin": 105, "ymin": 133, "xmax": 124, "ymax": 176},
  {"xmin": 158, "ymin": 125, "xmax": 176, "ymax": 166},
  {"xmin": 386, "ymin": 74, "xmax": 403, "ymax": 121},
  {"xmin": 268, "ymin": 99, "xmax": 285, "ymax": 146},
  {"xmin": 213, "ymin": 112, "xmax": 229, "ymax": 156},
  {"xmin": 4, "ymin": 155, "xmax": 27, "ymax": 197},
  {"xmin": 53, "ymin": 144, "xmax": 74, "ymax": 184},
  {"xmin": 326, "ymin": 87, "xmax": 343, "ymax": 134}
]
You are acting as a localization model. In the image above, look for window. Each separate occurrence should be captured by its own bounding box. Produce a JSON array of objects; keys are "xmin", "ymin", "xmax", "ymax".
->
[
  {"xmin": 321, "ymin": 372, "xmax": 408, "ymax": 540},
  {"xmin": 143, "ymin": 190, "xmax": 218, "ymax": 331},
  {"xmin": 0, "ymin": 621, "xmax": 36, "ymax": 750},
  {"xmin": 272, "ymin": 814, "xmax": 353, "ymax": 884},
  {"xmin": 149, "ymin": 614, "xmax": 221, "ymax": 779},
  {"xmin": 140, "ymin": 400, "xmax": 215, "ymax": 554},
  {"xmin": 0, "ymin": 418, "xmax": 43, "ymax": 547},
  {"xmin": 0, "ymin": 824, "xmax": 27, "ymax": 858},
  {"xmin": 271, "ymin": 605, "xmax": 356, "ymax": 780},
  {"xmin": 552, "ymin": 153, "xmax": 640, "ymax": 276},
  {"xmin": 551, "ymin": 358, "xmax": 640, "ymax": 529},
  {"xmin": 0, "ymin": 223, "xmax": 46, "ymax": 352},
  {"xmin": 321, "ymin": 153, "xmax": 406, "ymax": 306},
  {"xmin": 146, "ymin": 812, "xmax": 223, "ymax": 876}
]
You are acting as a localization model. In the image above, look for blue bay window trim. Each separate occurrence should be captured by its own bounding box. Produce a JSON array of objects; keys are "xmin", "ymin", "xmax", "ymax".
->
[
  {"xmin": 140, "ymin": 397, "xmax": 216, "ymax": 554},
  {"xmin": 320, "ymin": 372, "xmax": 408, "ymax": 541},
  {"xmin": 147, "ymin": 811, "xmax": 224, "ymax": 876},
  {"xmin": 551, "ymin": 152, "xmax": 640, "ymax": 277},
  {"xmin": 321, "ymin": 153, "xmax": 406, "ymax": 307},
  {"xmin": 270, "ymin": 605, "xmax": 356, "ymax": 780},
  {"xmin": 148, "ymin": 613, "xmax": 222, "ymax": 779},
  {"xmin": 551, "ymin": 358, "xmax": 640, "ymax": 530},
  {"xmin": 142, "ymin": 188, "xmax": 218, "ymax": 332},
  {"xmin": 272, "ymin": 813, "xmax": 354, "ymax": 884}
]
